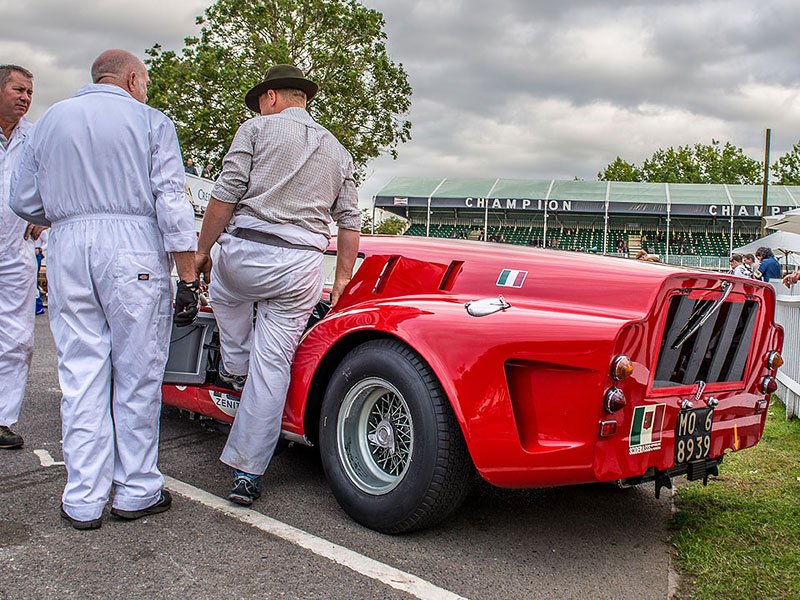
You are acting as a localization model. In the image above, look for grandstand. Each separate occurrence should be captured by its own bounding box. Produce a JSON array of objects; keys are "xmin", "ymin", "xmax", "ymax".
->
[{"xmin": 373, "ymin": 178, "xmax": 799, "ymax": 267}]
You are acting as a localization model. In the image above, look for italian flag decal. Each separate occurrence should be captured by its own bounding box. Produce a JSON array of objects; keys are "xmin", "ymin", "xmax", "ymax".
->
[
  {"xmin": 629, "ymin": 404, "xmax": 665, "ymax": 455},
  {"xmin": 496, "ymin": 269, "xmax": 528, "ymax": 288}
]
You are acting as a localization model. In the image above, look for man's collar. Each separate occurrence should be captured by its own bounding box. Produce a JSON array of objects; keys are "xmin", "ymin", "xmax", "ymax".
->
[
  {"xmin": 74, "ymin": 83, "xmax": 134, "ymax": 100},
  {"xmin": 275, "ymin": 106, "xmax": 312, "ymax": 121},
  {"xmin": 2, "ymin": 116, "xmax": 31, "ymax": 144}
]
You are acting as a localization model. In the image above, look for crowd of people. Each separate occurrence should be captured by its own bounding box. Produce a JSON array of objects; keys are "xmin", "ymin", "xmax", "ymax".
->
[
  {"xmin": 1, "ymin": 54, "xmax": 360, "ymax": 530},
  {"xmin": 184, "ymin": 157, "xmax": 216, "ymax": 180},
  {"xmin": 729, "ymin": 247, "xmax": 785, "ymax": 282},
  {"xmin": 440, "ymin": 225, "xmax": 758, "ymax": 256}
]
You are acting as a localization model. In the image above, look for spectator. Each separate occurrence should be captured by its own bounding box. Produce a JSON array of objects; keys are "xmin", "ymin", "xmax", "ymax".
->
[
  {"xmin": 755, "ymin": 247, "xmax": 781, "ymax": 282},
  {"xmin": 34, "ymin": 229, "xmax": 48, "ymax": 314},
  {"xmin": 742, "ymin": 254, "xmax": 758, "ymax": 278},
  {"xmin": 201, "ymin": 162, "xmax": 214, "ymax": 179},
  {"xmin": 782, "ymin": 269, "xmax": 800, "ymax": 288},
  {"xmin": 635, "ymin": 249, "xmax": 659, "ymax": 262},
  {"xmin": 184, "ymin": 157, "xmax": 198, "ymax": 175},
  {"xmin": 0, "ymin": 63, "xmax": 43, "ymax": 451},
  {"xmin": 729, "ymin": 253, "xmax": 751, "ymax": 278}
]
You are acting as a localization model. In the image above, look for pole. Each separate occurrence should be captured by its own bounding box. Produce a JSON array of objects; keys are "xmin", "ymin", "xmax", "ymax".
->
[
  {"xmin": 543, "ymin": 204, "xmax": 548, "ymax": 248},
  {"xmin": 665, "ymin": 183, "xmax": 671, "ymax": 263},
  {"xmin": 426, "ymin": 196, "xmax": 431, "ymax": 237},
  {"xmin": 484, "ymin": 199, "xmax": 489, "ymax": 241},
  {"xmin": 603, "ymin": 181, "xmax": 610, "ymax": 255},
  {"xmin": 762, "ymin": 128, "xmax": 771, "ymax": 235},
  {"xmin": 729, "ymin": 211, "xmax": 734, "ymax": 258}
]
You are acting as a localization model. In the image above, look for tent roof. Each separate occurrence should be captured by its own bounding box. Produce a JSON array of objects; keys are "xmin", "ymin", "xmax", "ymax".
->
[
  {"xmin": 733, "ymin": 230, "xmax": 800, "ymax": 255},
  {"xmin": 374, "ymin": 177, "xmax": 800, "ymax": 207}
]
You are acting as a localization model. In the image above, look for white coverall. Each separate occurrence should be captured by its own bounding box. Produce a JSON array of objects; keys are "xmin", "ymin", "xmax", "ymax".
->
[
  {"xmin": 10, "ymin": 84, "xmax": 197, "ymax": 521},
  {"xmin": 0, "ymin": 117, "xmax": 34, "ymax": 429}
]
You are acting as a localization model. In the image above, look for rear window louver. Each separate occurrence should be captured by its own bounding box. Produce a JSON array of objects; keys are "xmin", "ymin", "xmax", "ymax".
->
[{"xmin": 653, "ymin": 294, "xmax": 758, "ymax": 388}]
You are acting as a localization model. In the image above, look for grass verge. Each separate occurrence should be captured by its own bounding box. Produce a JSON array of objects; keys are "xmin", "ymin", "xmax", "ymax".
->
[{"xmin": 671, "ymin": 398, "xmax": 800, "ymax": 599}]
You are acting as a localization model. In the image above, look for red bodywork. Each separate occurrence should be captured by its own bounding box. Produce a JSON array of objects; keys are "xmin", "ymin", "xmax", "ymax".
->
[{"xmin": 162, "ymin": 236, "xmax": 783, "ymax": 488}]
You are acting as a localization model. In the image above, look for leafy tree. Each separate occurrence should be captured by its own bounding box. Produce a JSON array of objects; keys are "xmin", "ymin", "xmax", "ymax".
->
[
  {"xmin": 358, "ymin": 209, "xmax": 406, "ymax": 234},
  {"xmin": 772, "ymin": 141, "xmax": 800, "ymax": 185},
  {"xmin": 598, "ymin": 140, "xmax": 762, "ymax": 184},
  {"xmin": 375, "ymin": 216, "xmax": 407, "ymax": 235},
  {"xmin": 641, "ymin": 145, "xmax": 703, "ymax": 183},
  {"xmin": 145, "ymin": 0, "xmax": 412, "ymax": 181},
  {"xmin": 597, "ymin": 157, "xmax": 643, "ymax": 182},
  {"xmin": 360, "ymin": 208, "xmax": 372, "ymax": 234}
]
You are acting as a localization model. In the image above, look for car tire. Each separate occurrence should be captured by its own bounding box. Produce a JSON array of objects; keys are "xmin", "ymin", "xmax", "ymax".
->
[{"xmin": 319, "ymin": 339, "xmax": 473, "ymax": 533}]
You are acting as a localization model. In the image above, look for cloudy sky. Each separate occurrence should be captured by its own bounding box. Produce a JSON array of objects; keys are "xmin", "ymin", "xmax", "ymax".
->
[{"xmin": 3, "ymin": 0, "xmax": 800, "ymax": 205}]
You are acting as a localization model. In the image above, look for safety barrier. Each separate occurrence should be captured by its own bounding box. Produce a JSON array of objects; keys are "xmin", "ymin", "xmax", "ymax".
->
[{"xmin": 774, "ymin": 284, "xmax": 800, "ymax": 419}]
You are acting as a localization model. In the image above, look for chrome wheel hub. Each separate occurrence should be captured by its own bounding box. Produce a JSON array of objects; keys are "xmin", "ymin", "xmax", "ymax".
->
[{"xmin": 337, "ymin": 377, "xmax": 414, "ymax": 495}]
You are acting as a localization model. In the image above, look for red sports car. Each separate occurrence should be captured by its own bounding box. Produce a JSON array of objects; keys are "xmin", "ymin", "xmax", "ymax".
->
[{"xmin": 163, "ymin": 235, "xmax": 784, "ymax": 533}]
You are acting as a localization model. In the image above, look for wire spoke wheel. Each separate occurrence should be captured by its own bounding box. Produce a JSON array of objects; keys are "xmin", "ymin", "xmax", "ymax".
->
[
  {"xmin": 337, "ymin": 377, "xmax": 414, "ymax": 495},
  {"xmin": 320, "ymin": 340, "xmax": 473, "ymax": 533}
]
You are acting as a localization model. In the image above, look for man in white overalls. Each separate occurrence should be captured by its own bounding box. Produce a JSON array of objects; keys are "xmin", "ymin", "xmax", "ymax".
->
[
  {"xmin": 11, "ymin": 50, "xmax": 199, "ymax": 530},
  {"xmin": 0, "ymin": 64, "xmax": 44, "ymax": 450}
]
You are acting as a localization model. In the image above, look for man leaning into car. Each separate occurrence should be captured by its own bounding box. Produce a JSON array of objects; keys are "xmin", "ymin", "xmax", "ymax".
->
[{"xmin": 195, "ymin": 64, "xmax": 360, "ymax": 506}]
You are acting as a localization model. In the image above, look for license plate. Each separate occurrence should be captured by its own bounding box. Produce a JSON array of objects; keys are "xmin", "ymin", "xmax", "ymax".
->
[{"xmin": 674, "ymin": 407, "xmax": 713, "ymax": 465}]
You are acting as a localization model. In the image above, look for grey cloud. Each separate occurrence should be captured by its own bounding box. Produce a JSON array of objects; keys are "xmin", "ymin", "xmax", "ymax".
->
[{"xmin": 4, "ymin": 0, "xmax": 799, "ymax": 204}]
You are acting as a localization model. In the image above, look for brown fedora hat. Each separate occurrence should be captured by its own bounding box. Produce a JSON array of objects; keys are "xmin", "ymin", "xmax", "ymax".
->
[{"xmin": 244, "ymin": 64, "xmax": 318, "ymax": 112}]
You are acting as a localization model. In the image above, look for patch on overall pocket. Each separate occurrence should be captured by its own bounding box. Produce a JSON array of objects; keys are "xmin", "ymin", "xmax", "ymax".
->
[{"xmin": 114, "ymin": 250, "xmax": 168, "ymax": 311}]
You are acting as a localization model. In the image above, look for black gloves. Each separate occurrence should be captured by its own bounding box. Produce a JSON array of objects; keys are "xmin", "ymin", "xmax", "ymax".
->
[{"xmin": 174, "ymin": 279, "xmax": 200, "ymax": 327}]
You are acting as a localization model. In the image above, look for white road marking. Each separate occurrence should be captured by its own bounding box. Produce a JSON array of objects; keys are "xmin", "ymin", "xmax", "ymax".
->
[
  {"xmin": 33, "ymin": 449, "xmax": 64, "ymax": 467},
  {"xmin": 164, "ymin": 475, "xmax": 468, "ymax": 600}
]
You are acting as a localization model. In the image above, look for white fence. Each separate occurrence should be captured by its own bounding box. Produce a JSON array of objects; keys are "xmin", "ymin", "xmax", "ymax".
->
[{"xmin": 774, "ymin": 284, "xmax": 800, "ymax": 419}]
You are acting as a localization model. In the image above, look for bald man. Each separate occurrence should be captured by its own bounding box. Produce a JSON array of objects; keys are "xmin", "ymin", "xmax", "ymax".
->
[{"xmin": 11, "ymin": 49, "xmax": 199, "ymax": 530}]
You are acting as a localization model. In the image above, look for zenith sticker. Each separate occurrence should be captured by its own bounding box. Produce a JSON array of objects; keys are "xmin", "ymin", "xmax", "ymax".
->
[
  {"xmin": 496, "ymin": 269, "xmax": 527, "ymax": 288},
  {"xmin": 629, "ymin": 403, "xmax": 665, "ymax": 455},
  {"xmin": 209, "ymin": 390, "xmax": 240, "ymax": 418}
]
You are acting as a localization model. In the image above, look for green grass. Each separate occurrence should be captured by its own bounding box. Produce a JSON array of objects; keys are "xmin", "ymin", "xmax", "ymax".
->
[{"xmin": 671, "ymin": 398, "xmax": 800, "ymax": 600}]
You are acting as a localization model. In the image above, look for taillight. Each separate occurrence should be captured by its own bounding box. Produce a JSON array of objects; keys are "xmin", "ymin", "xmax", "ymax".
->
[
  {"xmin": 599, "ymin": 420, "xmax": 617, "ymax": 437},
  {"xmin": 604, "ymin": 387, "xmax": 627, "ymax": 413},
  {"xmin": 766, "ymin": 351, "xmax": 783, "ymax": 370},
  {"xmin": 761, "ymin": 376, "xmax": 778, "ymax": 395},
  {"xmin": 610, "ymin": 355, "xmax": 634, "ymax": 381}
]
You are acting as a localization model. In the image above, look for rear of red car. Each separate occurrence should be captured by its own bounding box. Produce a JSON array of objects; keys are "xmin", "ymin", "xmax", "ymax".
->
[
  {"xmin": 308, "ymin": 240, "xmax": 784, "ymax": 497},
  {"xmin": 590, "ymin": 274, "xmax": 783, "ymax": 494}
]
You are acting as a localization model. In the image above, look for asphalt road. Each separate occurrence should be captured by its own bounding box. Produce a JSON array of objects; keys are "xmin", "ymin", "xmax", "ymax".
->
[{"xmin": 1, "ymin": 315, "xmax": 676, "ymax": 600}]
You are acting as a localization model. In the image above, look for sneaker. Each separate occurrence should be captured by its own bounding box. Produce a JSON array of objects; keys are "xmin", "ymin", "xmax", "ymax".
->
[
  {"xmin": 0, "ymin": 426, "xmax": 24, "ymax": 449},
  {"xmin": 216, "ymin": 365, "xmax": 247, "ymax": 392},
  {"xmin": 228, "ymin": 470, "xmax": 262, "ymax": 506},
  {"xmin": 111, "ymin": 490, "xmax": 172, "ymax": 520},
  {"xmin": 60, "ymin": 506, "xmax": 102, "ymax": 530}
]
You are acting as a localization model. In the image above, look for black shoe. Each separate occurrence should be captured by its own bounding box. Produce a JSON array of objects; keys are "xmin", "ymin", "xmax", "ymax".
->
[
  {"xmin": 111, "ymin": 490, "xmax": 172, "ymax": 520},
  {"xmin": 216, "ymin": 365, "xmax": 247, "ymax": 392},
  {"xmin": 228, "ymin": 471, "xmax": 262, "ymax": 507},
  {"xmin": 0, "ymin": 425, "xmax": 23, "ymax": 449},
  {"xmin": 60, "ymin": 506, "xmax": 102, "ymax": 530}
]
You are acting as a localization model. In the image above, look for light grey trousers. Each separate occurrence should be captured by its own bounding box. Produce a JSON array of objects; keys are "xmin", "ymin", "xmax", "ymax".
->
[{"xmin": 210, "ymin": 234, "xmax": 323, "ymax": 475}]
